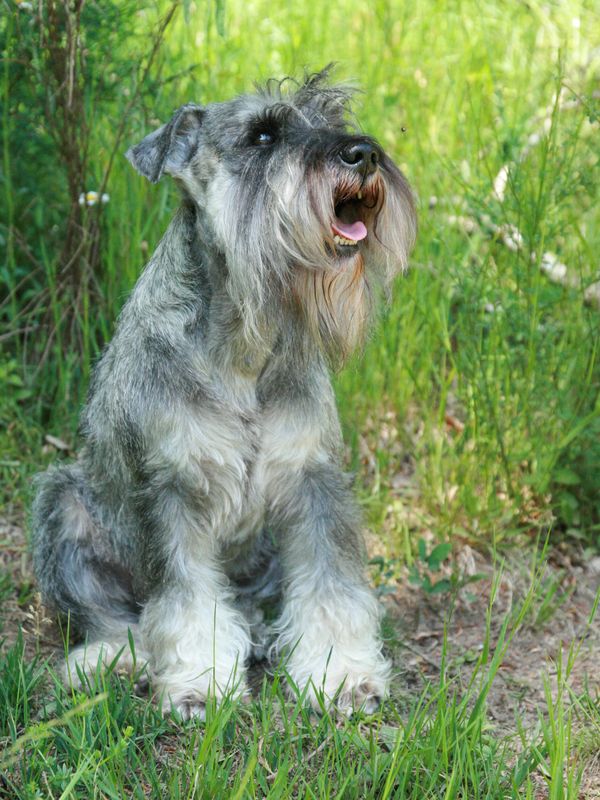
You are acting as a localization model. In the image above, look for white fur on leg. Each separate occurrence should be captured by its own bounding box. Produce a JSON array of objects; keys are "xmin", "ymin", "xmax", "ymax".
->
[
  {"xmin": 274, "ymin": 574, "xmax": 390, "ymax": 715},
  {"xmin": 63, "ymin": 628, "xmax": 149, "ymax": 690},
  {"xmin": 140, "ymin": 562, "xmax": 251, "ymax": 721}
]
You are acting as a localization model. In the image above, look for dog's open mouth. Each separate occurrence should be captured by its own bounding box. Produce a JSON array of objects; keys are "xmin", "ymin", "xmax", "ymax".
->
[{"xmin": 331, "ymin": 184, "xmax": 379, "ymax": 257}]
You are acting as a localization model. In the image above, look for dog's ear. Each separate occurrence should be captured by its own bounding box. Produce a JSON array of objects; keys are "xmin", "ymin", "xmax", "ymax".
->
[{"xmin": 125, "ymin": 104, "xmax": 205, "ymax": 184}]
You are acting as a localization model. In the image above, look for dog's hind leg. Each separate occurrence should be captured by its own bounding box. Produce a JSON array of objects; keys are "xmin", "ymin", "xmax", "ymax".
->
[{"xmin": 31, "ymin": 464, "xmax": 148, "ymax": 686}]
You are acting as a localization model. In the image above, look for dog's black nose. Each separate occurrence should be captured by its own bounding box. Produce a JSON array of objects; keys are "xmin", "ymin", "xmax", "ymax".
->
[{"xmin": 338, "ymin": 142, "xmax": 379, "ymax": 176}]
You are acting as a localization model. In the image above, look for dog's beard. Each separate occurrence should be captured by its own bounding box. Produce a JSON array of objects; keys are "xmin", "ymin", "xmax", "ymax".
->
[
  {"xmin": 207, "ymin": 151, "xmax": 415, "ymax": 359},
  {"xmin": 293, "ymin": 251, "xmax": 370, "ymax": 362}
]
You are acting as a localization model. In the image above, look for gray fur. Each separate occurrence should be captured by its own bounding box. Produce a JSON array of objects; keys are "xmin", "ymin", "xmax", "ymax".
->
[{"xmin": 31, "ymin": 68, "xmax": 416, "ymax": 718}]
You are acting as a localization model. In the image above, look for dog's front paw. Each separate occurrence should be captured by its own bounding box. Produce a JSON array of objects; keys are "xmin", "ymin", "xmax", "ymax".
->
[
  {"xmin": 333, "ymin": 679, "xmax": 384, "ymax": 716},
  {"xmin": 156, "ymin": 674, "xmax": 249, "ymax": 721},
  {"xmin": 290, "ymin": 657, "xmax": 390, "ymax": 716},
  {"xmin": 168, "ymin": 692, "xmax": 207, "ymax": 721},
  {"xmin": 64, "ymin": 640, "xmax": 150, "ymax": 690}
]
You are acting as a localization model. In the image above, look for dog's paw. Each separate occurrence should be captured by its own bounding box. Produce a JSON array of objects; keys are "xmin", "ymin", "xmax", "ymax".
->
[
  {"xmin": 291, "ymin": 661, "xmax": 389, "ymax": 717},
  {"xmin": 64, "ymin": 640, "xmax": 149, "ymax": 690},
  {"xmin": 169, "ymin": 694, "xmax": 207, "ymax": 721},
  {"xmin": 334, "ymin": 680, "xmax": 383, "ymax": 716},
  {"xmin": 157, "ymin": 679, "xmax": 249, "ymax": 721}
]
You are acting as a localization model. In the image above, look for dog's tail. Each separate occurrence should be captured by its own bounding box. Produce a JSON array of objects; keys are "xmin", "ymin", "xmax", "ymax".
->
[{"xmin": 31, "ymin": 463, "xmax": 139, "ymax": 638}]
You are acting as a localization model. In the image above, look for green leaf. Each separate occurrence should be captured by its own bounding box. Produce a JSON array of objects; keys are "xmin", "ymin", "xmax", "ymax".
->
[
  {"xmin": 554, "ymin": 468, "xmax": 581, "ymax": 486},
  {"xmin": 428, "ymin": 579, "xmax": 452, "ymax": 594},
  {"xmin": 428, "ymin": 543, "xmax": 452, "ymax": 569}
]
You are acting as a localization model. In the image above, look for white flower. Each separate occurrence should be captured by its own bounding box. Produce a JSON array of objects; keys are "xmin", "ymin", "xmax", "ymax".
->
[
  {"xmin": 15, "ymin": 0, "xmax": 34, "ymax": 10},
  {"xmin": 541, "ymin": 252, "xmax": 567, "ymax": 282},
  {"xmin": 499, "ymin": 224, "xmax": 523, "ymax": 252},
  {"xmin": 492, "ymin": 165, "xmax": 509, "ymax": 202},
  {"xmin": 484, "ymin": 302, "xmax": 503, "ymax": 314},
  {"xmin": 78, "ymin": 190, "xmax": 110, "ymax": 207}
]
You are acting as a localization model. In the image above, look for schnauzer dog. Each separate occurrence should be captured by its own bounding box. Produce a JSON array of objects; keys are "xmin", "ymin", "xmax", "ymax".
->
[{"xmin": 32, "ymin": 68, "xmax": 416, "ymax": 719}]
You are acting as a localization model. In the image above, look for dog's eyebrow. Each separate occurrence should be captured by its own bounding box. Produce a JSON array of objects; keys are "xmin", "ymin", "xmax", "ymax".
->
[
  {"xmin": 253, "ymin": 103, "xmax": 294, "ymax": 127},
  {"xmin": 292, "ymin": 99, "xmax": 349, "ymax": 131},
  {"xmin": 254, "ymin": 102, "xmax": 336, "ymax": 133},
  {"xmin": 256, "ymin": 102, "xmax": 329, "ymax": 134}
]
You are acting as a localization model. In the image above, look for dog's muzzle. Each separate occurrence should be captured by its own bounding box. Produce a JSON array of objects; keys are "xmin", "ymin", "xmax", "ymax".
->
[{"xmin": 331, "ymin": 142, "xmax": 382, "ymax": 251}]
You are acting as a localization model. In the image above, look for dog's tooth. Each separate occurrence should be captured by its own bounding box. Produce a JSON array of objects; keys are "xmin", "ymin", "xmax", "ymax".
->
[
  {"xmin": 357, "ymin": 191, "xmax": 363, "ymax": 200},
  {"xmin": 333, "ymin": 232, "xmax": 359, "ymax": 247}
]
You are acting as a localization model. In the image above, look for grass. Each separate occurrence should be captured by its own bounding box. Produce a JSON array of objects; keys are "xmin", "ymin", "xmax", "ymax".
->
[
  {"xmin": 4, "ymin": 0, "xmax": 599, "ymax": 543},
  {"xmin": 0, "ymin": 570, "xmax": 594, "ymax": 799},
  {"xmin": 1, "ymin": 0, "xmax": 600, "ymax": 796}
]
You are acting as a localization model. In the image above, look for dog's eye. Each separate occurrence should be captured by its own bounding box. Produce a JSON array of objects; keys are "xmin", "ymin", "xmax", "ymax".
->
[{"xmin": 254, "ymin": 130, "xmax": 275, "ymax": 146}]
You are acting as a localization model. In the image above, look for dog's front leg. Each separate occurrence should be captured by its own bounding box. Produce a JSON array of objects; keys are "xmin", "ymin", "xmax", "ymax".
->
[
  {"xmin": 136, "ymin": 465, "xmax": 251, "ymax": 720},
  {"xmin": 271, "ymin": 462, "xmax": 390, "ymax": 714},
  {"xmin": 140, "ymin": 562, "xmax": 250, "ymax": 720}
]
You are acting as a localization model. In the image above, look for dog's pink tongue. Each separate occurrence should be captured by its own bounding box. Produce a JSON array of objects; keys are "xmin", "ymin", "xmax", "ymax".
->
[{"xmin": 332, "ymin": 220, "xmax": 368, "ymax": 241}]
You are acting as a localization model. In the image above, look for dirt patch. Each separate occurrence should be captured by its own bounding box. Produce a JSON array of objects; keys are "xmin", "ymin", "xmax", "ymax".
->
[
  {"xmin": 380, "ymin": 544, "xmax": 600, "ymax": 798},
  {"xmin": 0, "ymin": 517, "xmax": 59, "ymax": 659},
  {"xmin": 383, "ymin": 544, "xmax": 600, "ymax": 733}
]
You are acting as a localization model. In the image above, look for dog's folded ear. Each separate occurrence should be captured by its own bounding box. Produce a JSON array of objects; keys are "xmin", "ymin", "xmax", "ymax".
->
[{"xmin": 126, "ymin": 104, "xmax": 205, "ymax": 184}]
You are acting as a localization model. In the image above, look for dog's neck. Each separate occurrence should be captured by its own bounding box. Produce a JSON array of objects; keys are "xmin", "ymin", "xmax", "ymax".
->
[
  {"xmin": 188, "ymin": 202, "xmax": 328, "ymax": 375},
  {"xmin": 133, "ymin": 203, "xmax": 340, "ymax": 384}
]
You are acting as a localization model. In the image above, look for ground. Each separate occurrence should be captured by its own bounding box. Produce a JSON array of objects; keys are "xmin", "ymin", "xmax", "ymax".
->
[{"xmin": 2, "ymin": 510, "xmax": 599, "ymax": 797}]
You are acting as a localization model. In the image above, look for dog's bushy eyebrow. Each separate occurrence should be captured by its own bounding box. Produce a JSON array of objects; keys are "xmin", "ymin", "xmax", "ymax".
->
[
  {"xmin": 252, "ymin": 103, "xmax": 295, "ymax": 128},
  {"xmin": 250, "ymin": 98, "xmax": 352, "ymax": 139},
  {"xmin": 295, "ymin": 83, "xmax": 356, "ymax": 115}
]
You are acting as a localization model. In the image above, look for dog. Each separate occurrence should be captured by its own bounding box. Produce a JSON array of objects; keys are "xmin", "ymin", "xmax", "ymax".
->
[{"xmin": 31, "ymin": 67, "xmax": 416, "ymax": 719}]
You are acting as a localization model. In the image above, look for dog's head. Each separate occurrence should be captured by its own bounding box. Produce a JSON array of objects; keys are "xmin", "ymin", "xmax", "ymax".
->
[{"xmin": 127, "ymin": 66, "xmax": 416, "ymax": 358}]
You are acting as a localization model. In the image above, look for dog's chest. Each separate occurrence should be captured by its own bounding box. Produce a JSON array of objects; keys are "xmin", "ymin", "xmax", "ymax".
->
[
  {"xmin": 204, "ymin": 389, "xmax": 322, "ymax": 548},
  {"xmin": 195, "ymin": 341, "xmax": 328, "ymax": 544}
]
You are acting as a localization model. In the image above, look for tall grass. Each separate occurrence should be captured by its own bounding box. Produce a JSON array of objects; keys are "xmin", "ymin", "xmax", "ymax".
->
[{"xmin": 3, "ymin": 0, "xmax": 599, "ymax": 544}]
